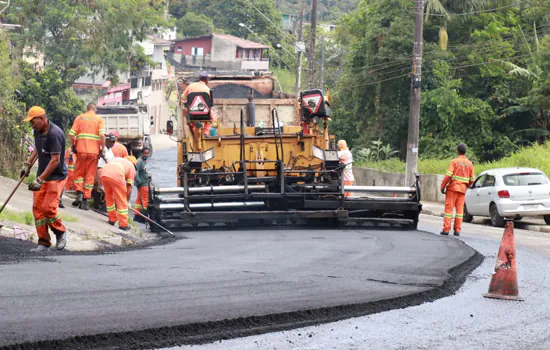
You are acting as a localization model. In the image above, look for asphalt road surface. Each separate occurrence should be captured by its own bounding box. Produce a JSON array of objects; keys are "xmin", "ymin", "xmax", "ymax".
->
[{"xmin": 0, "ymin": 225, "xmax": 475, "ymax": 349}]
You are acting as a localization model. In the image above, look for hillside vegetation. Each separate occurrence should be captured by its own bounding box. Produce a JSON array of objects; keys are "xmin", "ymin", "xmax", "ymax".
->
[{"xmin": 275, "ymin": 0, "xmax": 359, "ymax": 21}]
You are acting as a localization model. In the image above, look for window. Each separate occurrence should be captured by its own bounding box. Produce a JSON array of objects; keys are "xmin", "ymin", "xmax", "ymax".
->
[
  {"xmin": 192, "ymin": 47, "xmax": 204, "ymax": 56},
  {"xmin": 145, "ymin": 76, "xmax": 152, "ymax": 87},
  {"xmin": 503, "ymin": 173, "xmax": 548, "ymax": 186},
  {"xmin": 130, "ymin": 78, "xmax": 138, "ymax": 88},
  {"xmin": 483, "ymin": 175, "xmax": 496, "ymax": 187},
  {"xmin": 115, "ymin": 92, "xmax": 122, "ymax": 98},
  {"xmin": 176, "ymin": 46, "xmax": 183, "ymax": 52},
  {"xmin": 472, "ymin": 175, "xmax": 486, "ymax": 189}
]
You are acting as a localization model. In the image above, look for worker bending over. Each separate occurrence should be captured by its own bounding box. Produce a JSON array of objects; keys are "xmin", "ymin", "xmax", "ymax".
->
[
  {"xmin": 133, "ymin": 148, "xmax": 150, "ymax": 223},
  {"xmin": 440, "ymin": 143, "xmax": 475, "ymax": 236},
  {"xmin": 21, "ymin": 106, "xmax": 68, "ymax": 252},
  {"xmin": 69, "ymin": 103, "xmax": 106, "ymax": 210},
  {"xmin": 100, "ymin": 156, "xmax": 137, "ymax": 231}
]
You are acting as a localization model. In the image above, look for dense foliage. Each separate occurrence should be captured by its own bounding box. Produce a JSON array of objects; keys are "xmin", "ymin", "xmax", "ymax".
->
[{"xmin": 331, "ymin": 0, "xmax": 550, "ymax": 163}]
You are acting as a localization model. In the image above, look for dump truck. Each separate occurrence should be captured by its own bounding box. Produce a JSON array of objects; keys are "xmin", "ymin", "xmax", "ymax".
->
[
  {"xmin": 96, "ymin": 105, "xmax": 154, "ymax": 158},
  {"xmin": 148, "ymin": 80, "xmax": 422, "ymax": 230}
]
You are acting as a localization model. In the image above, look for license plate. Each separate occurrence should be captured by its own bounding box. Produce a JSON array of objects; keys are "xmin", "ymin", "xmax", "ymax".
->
[{"xmin": 523, "ymin": 204, "xmax": 540, "ymax": 210}]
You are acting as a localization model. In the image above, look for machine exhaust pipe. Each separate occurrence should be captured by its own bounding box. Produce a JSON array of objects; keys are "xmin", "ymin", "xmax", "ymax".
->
[
  {"xmin": 247, "ymin": 89, "xmax": 255, "ymax": 127},
  {"xmin": 158, "ymin": 201, "xmax": 265, "ymax": 210}
]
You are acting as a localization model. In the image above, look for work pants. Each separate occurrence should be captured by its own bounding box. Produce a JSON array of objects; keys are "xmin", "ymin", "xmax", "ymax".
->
[
  {"xmin": 74, "ymin": 153, "xmax": 98, "ymax": 199},
  {"xmin": 443, "ymin": 190, "xmax": 465, "ymax": 233},
  {"xmin": 135, "ymin": 185, "xmax": 149, "ymax": 213},
  {"xmin": 65, "ymin": 163, "xmax": 75, "ymax": 190},
  {"xmin": 33, "ymin": 180, "xmax": 66, "ymax": 247},
  {"xmin": 101, "ymin": 176, "xmax": 129, "ymax": 228},
  {"xmin": 344, "ymin": 180, "xmax": 354, "ymax": 197}
]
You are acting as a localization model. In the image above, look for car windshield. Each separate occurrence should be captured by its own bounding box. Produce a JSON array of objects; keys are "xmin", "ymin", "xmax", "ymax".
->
[{"xmin": 503, "ymin": 173, "xmax": 548, "ymax": 186}]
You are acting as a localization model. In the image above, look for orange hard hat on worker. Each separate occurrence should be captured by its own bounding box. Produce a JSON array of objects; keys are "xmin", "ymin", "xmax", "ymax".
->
[
  {"xmin": 24, "ymin": 106, "xmax": 46, "ymax": 122},
  {"xmin": 125, "ymin": 155, "xmax": 137, "ymax": 166}
]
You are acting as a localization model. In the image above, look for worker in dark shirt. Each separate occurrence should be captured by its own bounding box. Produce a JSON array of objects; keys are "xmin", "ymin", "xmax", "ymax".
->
[{"xmin": 20, "ymin": 106, "xmax": 68, "ymax": 252}]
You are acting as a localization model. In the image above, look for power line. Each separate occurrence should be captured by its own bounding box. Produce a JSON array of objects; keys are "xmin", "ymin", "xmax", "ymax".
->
[{"xmin": 416, "ymin": 2, "xmax": 522, "ymax": 17}]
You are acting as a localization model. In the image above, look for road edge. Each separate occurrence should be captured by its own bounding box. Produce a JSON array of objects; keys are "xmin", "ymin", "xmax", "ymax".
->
[{"xmin": 0, "ymin": 239, "xmax": 483, "ymax": 350}]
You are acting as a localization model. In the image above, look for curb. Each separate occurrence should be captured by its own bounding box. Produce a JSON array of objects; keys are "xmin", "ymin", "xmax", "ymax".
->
[{"xmin": 421, "ymin": 209, "xmax": 550, "ymax": 233}]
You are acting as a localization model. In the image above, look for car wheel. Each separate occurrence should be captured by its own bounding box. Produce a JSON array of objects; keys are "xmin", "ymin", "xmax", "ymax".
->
[
  {"xmin": 544, "ymin": 215, "xmax": 550, "ymax": 225},
  {"xmin": 514, "ymin": 216, "xmax": 523, "ymax": 221},
  {"xmin": 463, "ymin": 204, "xmax": 473, "ymax": 223},
  {"xmin": 490, "ymin": 203, "xmax": 505, "ymax": 227}
]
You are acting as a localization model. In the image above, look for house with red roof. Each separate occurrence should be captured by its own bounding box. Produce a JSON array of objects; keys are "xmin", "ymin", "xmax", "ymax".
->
[{"xmin": 172, "ymin": 33, "xmax": 270, "ymax": 72}]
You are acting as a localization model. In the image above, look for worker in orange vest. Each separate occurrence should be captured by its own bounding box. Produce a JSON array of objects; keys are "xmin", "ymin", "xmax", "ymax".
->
[
  {"xmin": 440, "ymin": 143, "xmax": 475, "ymax": 236},
  {"xmin": 69, "ymin": 103, "xmax": 106, "ymax": 210},
  {"xmin": 20, "ymin": 106, "xmax": 68, "ymax": 252},
  {"xmin": 100, "ymin": 156, "xmax": 137, "ymax": 231},
  {"xmin": 182, "ymin": 72, "xmax": 213, "ymax": 136},
  {"xmin": 109, "ymin": 130, "xmax": 129, "ymax": 158}
]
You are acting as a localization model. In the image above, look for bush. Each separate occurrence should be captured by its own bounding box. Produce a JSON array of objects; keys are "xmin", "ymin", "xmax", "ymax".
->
[{"xmin": 356, "ymin": 143, "xmax": 550, "ymax": 176}]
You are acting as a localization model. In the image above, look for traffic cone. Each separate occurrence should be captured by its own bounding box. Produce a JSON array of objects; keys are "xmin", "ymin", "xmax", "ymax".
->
[{"xmin": 483, "ymin": 220, "xmax": 523, "ymax": 301}]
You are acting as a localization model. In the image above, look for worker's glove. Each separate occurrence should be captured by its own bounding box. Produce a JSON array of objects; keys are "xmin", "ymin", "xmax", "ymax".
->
[
  {"xmin": 441, "ymin": 188, "xmax": 446, "ymax": 195},
  {"xmin": 71, "ymin": 145, "xmax": 77, "ymax": 154},
  {"xmin": 20, "ymin": 163, "xmax": 32, "ymax": 179},
  {"xmin": 99, "ymin": 148, "xmax": 106, "ymax": 159},
  {"xmin": 28, "ymin": 178, "xmax": 44, "ymax": 191},
  {"xmin": 127, "ymin": 201, "xmax": 132, "ymax": 209}
]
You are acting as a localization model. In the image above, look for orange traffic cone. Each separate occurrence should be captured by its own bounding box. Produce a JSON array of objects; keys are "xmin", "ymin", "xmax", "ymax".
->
[{"xmin": 483, "ymin": 220, "xmax": 523, "ymax": 301}]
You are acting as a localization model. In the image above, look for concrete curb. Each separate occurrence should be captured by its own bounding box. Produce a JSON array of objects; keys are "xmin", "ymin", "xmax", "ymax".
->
[{"xmin": 421, "ymin": 209, "xmax": 550, "ymax": 233}]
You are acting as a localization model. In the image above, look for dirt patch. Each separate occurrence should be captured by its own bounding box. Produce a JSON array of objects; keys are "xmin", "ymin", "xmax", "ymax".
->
[{"xmin": 0, "ymin": 239, "xmax": 484, "ymax": 350}]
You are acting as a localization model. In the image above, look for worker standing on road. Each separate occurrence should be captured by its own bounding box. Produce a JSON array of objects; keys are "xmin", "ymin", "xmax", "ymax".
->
[
  {"xmin": 133, "ymin": 148, "xmax": 151, "ymax": 223},
  {"xmin": 69, "ymin": 103, "xmax": 106, "ymax": 211},
  {"xmin": 109, "ymin": 130, "xmax": 129, "ymax": 158},
  {"xmin": 100, "ymin": 156, "xmax": 137, "ymax": 231},
  {"xmin": 182, "ymin": 72, "xmax": 212, "ymax": 136},
  {"xmin": 337, "ymin": 140, "xmax": 354, "ymax": 197},
  {"xmin": 440, "ymin": 143, "xmax": 475, "ymax": 236},
  {"xmin": 21, "ymin": 106, "xmax": 68, "ymax": 252}
]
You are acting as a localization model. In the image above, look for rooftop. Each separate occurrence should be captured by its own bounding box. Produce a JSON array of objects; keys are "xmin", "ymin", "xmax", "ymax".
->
[{"xmin": 173, "ymin": 33, "xmax": 270, "ymax": 49}]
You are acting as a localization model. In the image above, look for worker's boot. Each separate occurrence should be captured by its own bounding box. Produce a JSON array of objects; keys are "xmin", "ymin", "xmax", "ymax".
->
[
  {"xmin": 133, "ymin": 212, "xmax": 144, "ymax": 223},
  {"xmin": 80, "ymin": 198, "xmax": 89, "ymax": 211},
  {"xmin": 59, "ymin": 200, "xmax": 65, "ymax": 208},
  {"xmin": 72, "ymin": 191, "xmax": 83, "ymax": 207},
  {"xmin": 453, "ymin": 231, "xmax": 461, "ymax": 236},
  {"xmin": 440, "ymin": 231, "xmax": 449, "ymax": 236}
]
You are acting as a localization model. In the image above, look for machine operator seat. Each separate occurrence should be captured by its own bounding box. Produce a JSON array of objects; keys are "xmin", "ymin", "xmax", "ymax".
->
[
  {"xmin": 301, "ymin": 89, "xmax": 329, "ymax": 120},
  {"xmin": 186, "ymin": 91, "xmax": 214, "ymax": 122}
]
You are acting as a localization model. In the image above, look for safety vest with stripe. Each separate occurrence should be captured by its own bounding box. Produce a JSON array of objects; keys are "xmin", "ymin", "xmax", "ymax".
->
[
  {"xmin": 69, "ymin": 112, "xmax": 105, "ymax": 154},
  {"xmin": 441, "ymin": 155, "xmax": 475, "ymax": 194},
  {"xmin": 100, "ymin": 157, "xmax": 136, "ymax": 186}
]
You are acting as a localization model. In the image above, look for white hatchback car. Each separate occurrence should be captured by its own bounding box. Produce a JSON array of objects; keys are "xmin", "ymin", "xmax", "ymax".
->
[{"xmin": 464, "ymin": 168, "xmax": 550, "ymax": 227}]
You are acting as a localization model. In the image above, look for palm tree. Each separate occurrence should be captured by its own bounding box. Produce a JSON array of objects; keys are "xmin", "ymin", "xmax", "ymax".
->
[{"xmin": 424, "ymin": 0, "xmax": 518, "ymax": 50}]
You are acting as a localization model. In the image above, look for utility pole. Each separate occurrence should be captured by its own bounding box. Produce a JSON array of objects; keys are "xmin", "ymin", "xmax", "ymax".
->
[
  {"xmin": 294, "ymin": 4, "xmax": 304, "ymax": 96},
  {"xmin": 307, "ymin": 0, "xmax": 318, "ymax": 89},
  {"xmin": 405, "ymin": 0, "xmax": 424, "ymax": 187},
  {"xmin": 319, "ymin": 33, "xmax": 325, "ymax": 91}
]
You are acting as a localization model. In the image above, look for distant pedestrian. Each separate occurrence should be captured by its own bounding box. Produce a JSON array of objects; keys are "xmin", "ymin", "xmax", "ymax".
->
[
  {"xmin": 20, "ymin": 106, "xmax": 68, "ymax": 252},
  {"xmin": 337, "ymin": 140, "xmax": 354, "ymax": 197},
  {"xmin": 69, "ymin": 103, "xmax": 106, "ymax": 210},
  {"xmin": 133, "ymin": 148, "xmax": 151, "ymax": 223},
  {"xmin": 440, "ymin": 143, "xmax": 475, "ymax": 236},
  {"xmin": 100, "ymin": 156, "xmax": 137, "ymax": 231}
]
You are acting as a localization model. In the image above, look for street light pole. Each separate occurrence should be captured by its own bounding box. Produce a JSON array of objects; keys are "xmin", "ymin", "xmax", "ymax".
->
[{"xmin": 405, "ymin": 0, "xmax": 425, "ymax": 187}]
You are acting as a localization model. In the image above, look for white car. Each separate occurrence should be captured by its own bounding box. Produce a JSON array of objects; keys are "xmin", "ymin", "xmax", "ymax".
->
[{"xmin": 464, "ymin": 168, "xmax": 550, "ymax": 227}]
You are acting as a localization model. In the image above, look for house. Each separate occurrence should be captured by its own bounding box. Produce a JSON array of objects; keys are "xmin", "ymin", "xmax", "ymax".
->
[{"xmin": 172, "ymin": 34, "xmax": 270, "ymax": 72}]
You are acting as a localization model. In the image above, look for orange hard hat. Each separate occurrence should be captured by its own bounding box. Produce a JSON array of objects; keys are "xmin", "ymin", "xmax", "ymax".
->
[
  {"xmin": 24, "ymin": 106, "xmax": 46, "ymax": 122},
  {"xmin": 124, "ymin": 155, "xmax": 137, "ymax": 166}
]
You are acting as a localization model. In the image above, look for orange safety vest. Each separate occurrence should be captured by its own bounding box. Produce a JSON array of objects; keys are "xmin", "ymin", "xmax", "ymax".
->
[
  {"xmin": 111, "ymin": 142, "xmax": 129, "ymax": 158},
  {"xmin": 100, "ymin": 158, "xmax": 136, "ymax": 186},
  {"xmin": 441, "ymin": 155, "xmax": 475, "ymax": 194},
  {"xmin": 69, "ymin": 111, "xmax": 105, "ymax": 154}
]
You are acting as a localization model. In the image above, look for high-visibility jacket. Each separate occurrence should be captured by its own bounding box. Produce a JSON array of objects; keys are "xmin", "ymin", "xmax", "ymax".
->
[
  {"xmin": 69, "ymin": 111, "xmax": 105, "ymax": 154},
  {"xmin": 111, "ymin": 142, "xmax": 129, "ymax": 158},
  {"xmin": 182, "ymin": 81, "xmax": 211, "ymax": 105},
  {"xmin": 100, "ymin": 157, "xmax": 136, "ymax": 187},
  {"xmin": 441, "ymin": 155, "xmax": 475, "ymax": 194}
]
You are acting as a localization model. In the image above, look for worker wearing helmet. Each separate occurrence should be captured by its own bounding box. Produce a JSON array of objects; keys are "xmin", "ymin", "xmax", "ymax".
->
[
  {"xmin": 69, "ymin": 103, "xmax": 106, "ymax": 210},
  {"xmin": 21, "ymin": 106, "xmax": 68, "ymax": 252},
  {"xmin": 100, "ymin": 156, "xmax": 137, "ymax": 231},
  {"xmin": 337, "ymin": 140, "xmax": 354, "ymax": 197},
  {"xmin": 440, "ymin": 143, "xmax": 475, "ymax": 236},
  {"xmin": 108, "ymin": 130, "xmax": 129, "ymax": 158}
]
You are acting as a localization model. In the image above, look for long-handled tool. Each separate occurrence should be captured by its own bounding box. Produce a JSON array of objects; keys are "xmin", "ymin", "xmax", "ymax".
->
[
  {"xmin": 0, "ymin": 158, "xmax": 37, "ymax": 216},
  {"xmin": 130, "ymin": 206, "xmax": 175, "ymax": 236}
]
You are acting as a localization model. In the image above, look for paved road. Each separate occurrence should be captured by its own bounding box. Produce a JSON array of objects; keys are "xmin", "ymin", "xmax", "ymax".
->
[
  {"xmin": 175, "ymin": 215, "xmax": 550, "ymax": 350},
  {"xmin": 0, "ymin": 226, "xmax": 474, "ymax": 347}
]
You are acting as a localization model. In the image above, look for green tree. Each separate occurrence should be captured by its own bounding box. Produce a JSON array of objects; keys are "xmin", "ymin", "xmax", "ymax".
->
[
  {"xmin": 176, "ymin": 12, "xmax": 215, "ymax": 37},
  {"xmin": 6, "ymin": 0, "xmax": 166, "ymax": 83},
  {"xmin": 18, "ymin": 62, "xmax": 84, "ymax": 131}
]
